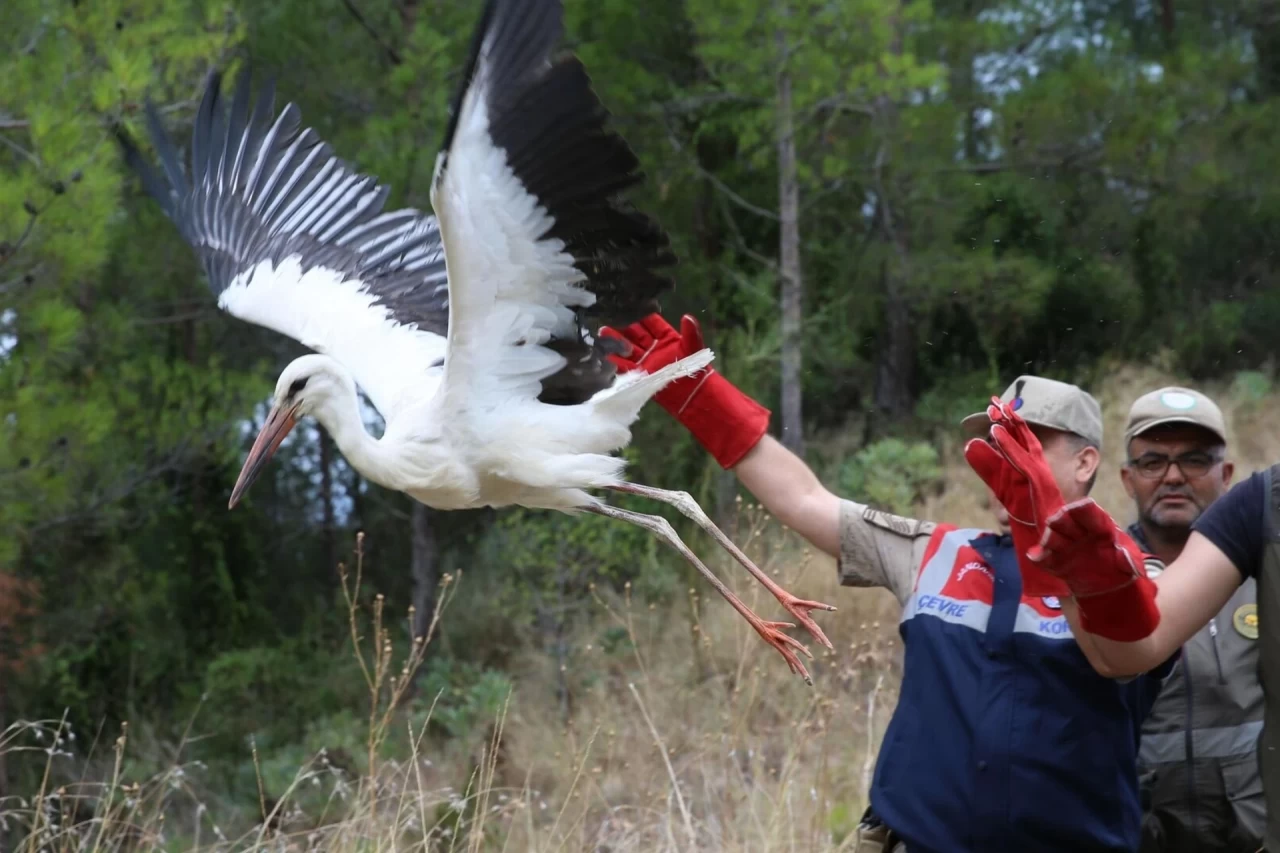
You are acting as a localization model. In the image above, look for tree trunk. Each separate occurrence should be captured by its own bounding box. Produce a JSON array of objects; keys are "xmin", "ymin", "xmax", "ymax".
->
[
  {"xmin": 871, "ymin": 2, "xmax": 916, "ymax": 423},
  {"xmin": 1160, "ymin": 0, "xmax": 1175, "ymax": 37},
  {"xmin": 409, "ymin": 502, "xmax": 439, "ymax": 645},
  {"xmin": 350, "ymin": 478, "xmax": 365, "ymax": 539},
  {"xmin": 714, "ymin": 468, "xmax": 738, "ymax": 531},
  {"xmin": 873, "ymin": 258, "xmax": 915, "ymax": 420},
  {"xmin": 181, "ymin": 317, "xmax": 206, "ymax": 517},
  {"xmin": 951, "ymin": 1, "xmax": 980, "ymax": 164},
  {"xmin": 692, "ymin": 174, "xmax": 737, "ymax": 531},
  {"xmin": 1254, "ymin": 0, "xmax": 1280, "ymax": 96},
  {"xmin": 320, "ymin": 432, "xmax": 337, "ymax": 575},
  {"xmin": 0, "ymin": 660, "xmax": 7, "ymax": 818},
  {"xmin": 775, "ymin": 18, "xmax": 805, "ymax": 456}
]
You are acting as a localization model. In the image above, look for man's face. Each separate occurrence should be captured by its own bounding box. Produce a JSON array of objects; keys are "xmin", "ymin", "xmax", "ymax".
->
[
  {"xmin": 985, "ymin": 486, "xmax": 1012, "ymax": 535},
  {"xmin": 1032, "ymin": 425, "xmax": 1098, "ymax": 503},
  {"xmin": 982, "ymin": 424, "xmax": 1096, "ymax": 532},
  {"xmin": 1121, "ymin": 424, "xmax": 1233, "ymax": 531}
]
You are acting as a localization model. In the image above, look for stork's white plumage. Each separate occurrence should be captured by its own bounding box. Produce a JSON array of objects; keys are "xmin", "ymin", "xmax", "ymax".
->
[{"xmin": 118, "ymin": 0, "xmax": 834, "ymax": 682}]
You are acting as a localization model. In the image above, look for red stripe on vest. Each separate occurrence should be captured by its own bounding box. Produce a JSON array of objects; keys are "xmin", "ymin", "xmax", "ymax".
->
[{"xmin": 915, "ymin": 523, "xmax": 960, "ymax": 591}]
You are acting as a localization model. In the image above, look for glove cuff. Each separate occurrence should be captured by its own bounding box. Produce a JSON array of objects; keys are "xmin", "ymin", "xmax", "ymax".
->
[
  {"xmin": 1076, "ymin": 572, "xmax": 1161, "ymax": 642},
  {"xmin": 670, "ymin": 371, "xmax": 771, "ymax": 469}
]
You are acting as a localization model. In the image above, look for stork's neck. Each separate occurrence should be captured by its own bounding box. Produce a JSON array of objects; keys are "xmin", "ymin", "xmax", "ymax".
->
[{"xmin": 311, "ymin": 387, "xmax": 404, "ymax": 490}]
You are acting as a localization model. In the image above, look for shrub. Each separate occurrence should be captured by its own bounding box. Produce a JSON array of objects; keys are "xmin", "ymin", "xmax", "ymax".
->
[{"xmin": 838, "ymin": 438, "xmax": 943, "ymax": 516}]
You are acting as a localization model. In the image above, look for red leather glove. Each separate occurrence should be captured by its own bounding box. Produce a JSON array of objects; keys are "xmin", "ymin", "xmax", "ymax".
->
[
  {"xmin": 969, "ymin": 397, "xmax": 1160, "ymax": 642},
  {"xmin": 1030, "ymin": 499, "xmax": 1160, "ymax": 642},
  {"xmin": 963, "ymin": 397, "xmax": 1070, "ymax": 597},
  {"xmin": 600, "ymin": 314, "xmax": 771, "ymax": 469}
]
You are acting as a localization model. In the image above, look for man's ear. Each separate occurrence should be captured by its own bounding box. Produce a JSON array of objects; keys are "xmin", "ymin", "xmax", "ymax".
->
[{"xmin": 1077, "ymin": 444, "xmax": 1100, "ymax": 487}]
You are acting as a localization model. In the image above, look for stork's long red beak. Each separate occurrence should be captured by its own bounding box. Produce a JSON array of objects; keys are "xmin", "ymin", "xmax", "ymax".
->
[{"xmin": 229, "ymin": 402, "xmax": 299, "ymax": 509}]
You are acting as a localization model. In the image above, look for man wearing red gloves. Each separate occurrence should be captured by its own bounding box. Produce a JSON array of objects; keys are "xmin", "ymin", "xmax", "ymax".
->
[
  {"xmin": 601, "ymin": 313, "xmax": 1174, "ymax": 853},
  {"xmin": 977, "ymin": 386, "xmax": 1280, "ymax": 850}
]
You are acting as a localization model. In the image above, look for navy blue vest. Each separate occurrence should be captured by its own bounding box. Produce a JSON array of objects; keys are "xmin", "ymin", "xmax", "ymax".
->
[{"xmin": 869, "ymin": 526, "xmax": 1169, "ymax": 853}]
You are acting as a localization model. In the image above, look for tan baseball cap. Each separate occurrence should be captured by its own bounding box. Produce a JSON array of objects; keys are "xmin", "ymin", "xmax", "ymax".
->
[
  {"xmin": 1124, "ymin": 386, "xmax": 1227, "ymax": 445},
  {"xmin": 961, "ymin": 375, "xmax": 1104, "ymax": 448}
]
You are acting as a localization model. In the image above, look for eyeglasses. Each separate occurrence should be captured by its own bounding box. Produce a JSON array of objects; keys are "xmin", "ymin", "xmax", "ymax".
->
[{"xmin": 1126, "ymin": 451, "xmax": 1222, "ymax": 480}]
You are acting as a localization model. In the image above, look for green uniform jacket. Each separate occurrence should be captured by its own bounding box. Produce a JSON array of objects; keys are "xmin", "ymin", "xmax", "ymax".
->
[{"xmin": 1132, "ymin": 523, "xmax": 1265, "ymax": 853}]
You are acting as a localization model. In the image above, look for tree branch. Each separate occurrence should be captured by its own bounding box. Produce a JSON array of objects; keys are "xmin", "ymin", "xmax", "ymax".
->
[
  {"xmin": 129, "ymin": 309, "xmax": 221, "ymax": 326},
  {"xmin": 340, "ymin": 0, "xmax": 403, "ymax": 65},
  {"xmin": 661, "ymin": 121, "xmax": 779, "ymax": 221},
  {"xmin": 0, "ymin": 210, "xmax": 38, "ymax": 272},
  {"xmin": 651, "ymin": 92, "xmax": 765, "ymax": 118},
  {"xmin": 0, "ymin": 133, "xmax": 40, "ymax": 167},
  {"xmin": 0, "ymin": 267, "xmax": 40, "ymax": 296},
  {"xmin": 716, "ymin": 191, "xmax": 777, "ymax": 270},
  {"xmin": 6, "ymin": 98, "xmax": 195, "ymax": 123},
  {"xmin": 805, "ymin": 94, "xmax": 875, "ymax": 122}
]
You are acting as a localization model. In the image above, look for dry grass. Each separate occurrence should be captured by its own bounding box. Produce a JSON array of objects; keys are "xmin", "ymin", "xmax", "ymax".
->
[
  {"xmin": 2, "ymin": 507, "xmax": 900, "ymax": 852},
  {"xmin": 5, "ymin": 363, "xmax": 1277, "ymax": 851},
  {"xmin": 490, "ymin": 511, "xmax": 902, "ymax": 852}
]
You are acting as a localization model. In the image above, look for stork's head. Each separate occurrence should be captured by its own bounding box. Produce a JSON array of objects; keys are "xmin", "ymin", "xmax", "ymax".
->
[{"xmin": 229, "ymin": 354, "xmax": 350, "ymax": 508}]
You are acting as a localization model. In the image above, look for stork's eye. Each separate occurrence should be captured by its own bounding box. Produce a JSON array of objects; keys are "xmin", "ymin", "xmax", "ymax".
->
[{"xmin": 288, "ymin": 377, "xmax": 309, "ymax": 397}]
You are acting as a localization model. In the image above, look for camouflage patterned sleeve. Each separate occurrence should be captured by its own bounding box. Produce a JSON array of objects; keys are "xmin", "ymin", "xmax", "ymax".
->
[{"xmin": 837, "ymin": 499, "xmax": 938, "ymax": 606}]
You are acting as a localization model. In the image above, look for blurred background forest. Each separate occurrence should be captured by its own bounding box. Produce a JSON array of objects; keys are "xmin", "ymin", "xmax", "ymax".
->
[{"xmin": 5, "ymin": 0, "xmax": 1280, "ymax": 849}]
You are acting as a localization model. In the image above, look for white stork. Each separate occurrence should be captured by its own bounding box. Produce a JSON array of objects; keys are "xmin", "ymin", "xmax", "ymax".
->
[{"xmin": 116, "ymin": 0, "xmax": 834, "ymax": 682}]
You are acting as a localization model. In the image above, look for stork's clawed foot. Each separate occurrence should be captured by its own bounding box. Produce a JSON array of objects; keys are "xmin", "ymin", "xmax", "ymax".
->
[
  {"xmin": 752, "ymin": 619, "xmax": 815, "ymax": 685},
  {"xmin": 605, "ymin": 482, "xmax": 839, "ymax": 662},
  {"xmin": 588, "ymin": 495, "xmax": 827, "ymax": 685},
  {"xmin": 774, "ymin": 591, "xmax": 838, "ymax": 651}
]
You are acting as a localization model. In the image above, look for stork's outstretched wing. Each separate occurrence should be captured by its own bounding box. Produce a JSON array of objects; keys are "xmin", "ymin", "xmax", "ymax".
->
[
  {"xmin": 118, "ymin": 70, "xmax": 449, "ymax": 422},
  {"xmin": 429, "ymin": 0, "xmax": 676, "ymax": 411}
]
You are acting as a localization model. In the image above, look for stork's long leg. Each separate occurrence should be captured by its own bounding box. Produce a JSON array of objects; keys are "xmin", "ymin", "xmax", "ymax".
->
[
  {"xmin": 606, "ymin": 482, "xmax": 837, "ymax": 650},
  {"xmin": 585, "ymin": 502, "xmax": 815, "ymax": 684}
]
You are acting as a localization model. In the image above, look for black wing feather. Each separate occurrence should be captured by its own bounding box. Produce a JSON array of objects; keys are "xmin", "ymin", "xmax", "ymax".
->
[
  {"xmin": 116, "ymin": 70, "xmax": 450, "ymax": 339},
  {"xmin": 438, "ymin": 0, "xmax": 677, "ymax": 405},
  {"xmin": 120, "ymin": 64, "xmax": 641, "ymax": 407}
]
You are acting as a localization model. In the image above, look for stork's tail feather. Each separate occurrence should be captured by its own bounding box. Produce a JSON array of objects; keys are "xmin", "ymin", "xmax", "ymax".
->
[{"xmin": 594, "ymin": 348, "xmax": 714, "ymax": 423}]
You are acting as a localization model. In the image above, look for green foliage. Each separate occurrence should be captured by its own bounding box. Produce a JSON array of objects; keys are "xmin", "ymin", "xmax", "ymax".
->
[
  {"xmin": 0, "ymin": 0, "xmax": 269, "ymax": 733},
  {"xmin": 838, "ymin": 438, "xmax": 943, "ymax": 516},
  {"xmin": 413, "ymin": 657, "xmax": 514, "ymax": 742},
  {"xmin": 200, "ymin": 638, "xmax": 361, "ymax": 753},
  {"xmin": 935, "ymin": 250, "xmax": 1056, "ymax": 376},
  {"xmin": 827, "ymin": 801, "xmax": 859, "ymax": 847},
  {"xmin": 1231, "ymin": 370, "xmax": 1274, "ymax": 404},
  {"xmin": 245, "ymin": 656, "xmax": 512, "ymax": 805},
  {"xmin": 439, "ymin": 505, "xmax": 681, "ymax": 667},
  {"xmin": 913, "ymin": 370, "xmax": 994, "ymax": 431}
]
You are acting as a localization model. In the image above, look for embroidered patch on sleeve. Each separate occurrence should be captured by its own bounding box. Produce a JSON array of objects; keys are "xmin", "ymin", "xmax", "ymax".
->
[
  {"xmin": 861, "ymin": 506, "xmax": 935, "ymax": 539},
  {"xmin": 838, "ymin": 500, "xmax": 936, "ymax": 605}
]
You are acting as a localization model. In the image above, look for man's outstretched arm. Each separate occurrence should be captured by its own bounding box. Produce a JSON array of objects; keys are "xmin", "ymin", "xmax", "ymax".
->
[
  {"xmin": 732, "ymin": 434, "xmax": 842, "ymax": 558},
  {"xmin": 1057, "ymin": 471, "xmax": 1261, "ymax": 677},
  {"xmin": 600, "ymin": 313, "xmax": 843, "ymax": 555},
  {"xmin": 1060, "ymin": 531, "xmax": 1242, "ymax": 677},
  {"xmin": 599, "ymin": 313, "xmax": 944, "ymax": 588}
]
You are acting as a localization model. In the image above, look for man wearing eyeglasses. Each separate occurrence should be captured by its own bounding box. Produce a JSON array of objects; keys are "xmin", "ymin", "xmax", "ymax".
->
[{"xmin": 1121, "ymin": 388, "xmax": 1263, "ymax": 853}]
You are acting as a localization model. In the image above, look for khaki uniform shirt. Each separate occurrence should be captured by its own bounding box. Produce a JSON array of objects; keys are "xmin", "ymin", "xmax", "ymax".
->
[{"xmin": 836, "ymin": 499, "xmax": 937, "ymax": 604}]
